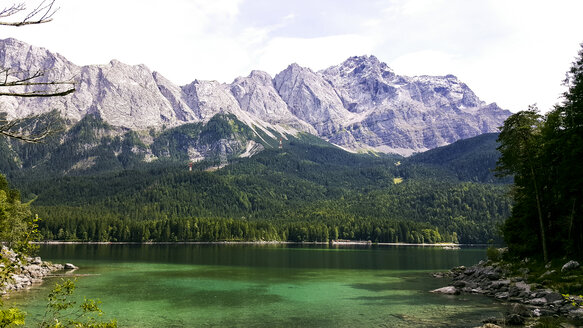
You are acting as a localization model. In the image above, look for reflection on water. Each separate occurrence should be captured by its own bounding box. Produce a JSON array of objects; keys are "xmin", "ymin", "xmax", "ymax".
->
[{"xmin": 5, "ymin": 244, "xmax": 505, "ymax": 327}]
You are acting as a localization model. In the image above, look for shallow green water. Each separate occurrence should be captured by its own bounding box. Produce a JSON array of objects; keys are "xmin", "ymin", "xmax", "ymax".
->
[{"xmin": 5, "ymin": 244, "xmax": 506, "ymax": 327}]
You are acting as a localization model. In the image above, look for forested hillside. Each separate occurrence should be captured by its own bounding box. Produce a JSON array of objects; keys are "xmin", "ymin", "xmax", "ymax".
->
[{"xmin": 0, "ymin": 123, "xmax": 511, "ymax": 244}]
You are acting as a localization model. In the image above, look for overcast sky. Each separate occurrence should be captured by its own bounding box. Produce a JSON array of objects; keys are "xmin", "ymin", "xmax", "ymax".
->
[{"xmin": 5, "ymin": 0, "xmax": 583, "ymax": 112}]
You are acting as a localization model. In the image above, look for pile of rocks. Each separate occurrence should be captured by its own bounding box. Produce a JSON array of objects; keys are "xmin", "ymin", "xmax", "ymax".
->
[
  {"xmin": 1, "ymin": 246, "xmax": 77, "ymax": 295},
  {"xmin": 431, "ymin": 260, "xmax": 583, "ymax": 324}
]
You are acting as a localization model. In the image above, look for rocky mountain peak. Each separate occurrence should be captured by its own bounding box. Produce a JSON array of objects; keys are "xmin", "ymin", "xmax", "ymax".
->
[
  {"xmin": 0, "ymin": 38, "xmax": 511, "ymax": 157},
  {"xmin": 275, "ymin": 63, "xmax": 316, "ymax": 82},
  {"xmin": 0, "ymin": 38, "xmax": 67, "ymax": 66},
  {"xmin": 409, "ymin": 74, "xmax": 483, "ymax": 109},
  {"xmin": 0, "ymin": 38, "xmax": 77, "ymax": 84},
  {"xmin": 320, "ymin": 55, "xmax": 400, "ymax": 114},
  {"xmin": 245, "ymin": 70, "xmax": 273, "ymax": 86},
  {"xmin": 322, "ymin": 55, "xmax": 395, "ymax": 81}
]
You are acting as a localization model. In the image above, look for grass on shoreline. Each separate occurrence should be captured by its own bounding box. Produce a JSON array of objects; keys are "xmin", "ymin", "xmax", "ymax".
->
[{"xmin": 487, "ymin": 247, "xmax": 583, "ymax": 295}]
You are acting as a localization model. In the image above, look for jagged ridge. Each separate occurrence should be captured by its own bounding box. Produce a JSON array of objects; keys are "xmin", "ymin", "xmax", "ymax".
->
[{"xmin": 0, "ymin": 38, "xmax": 511, "ymax": 157}]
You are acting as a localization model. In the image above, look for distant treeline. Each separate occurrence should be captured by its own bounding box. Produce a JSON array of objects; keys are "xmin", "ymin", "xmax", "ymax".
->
[{"xmin": 38, "ymin": 216, "xmax": 459, "ymax": 244}]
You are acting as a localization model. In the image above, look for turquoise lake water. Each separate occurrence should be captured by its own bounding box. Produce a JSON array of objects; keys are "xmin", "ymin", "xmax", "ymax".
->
[{"xmin": 5, "ymin": 244, "xmax": 506, "ymax": 327}]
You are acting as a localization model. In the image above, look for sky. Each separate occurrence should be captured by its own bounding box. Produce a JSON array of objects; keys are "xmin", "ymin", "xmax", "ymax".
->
[{"xmin": 4, "ymin": 0, "xmax": 583, "ymax": 113}]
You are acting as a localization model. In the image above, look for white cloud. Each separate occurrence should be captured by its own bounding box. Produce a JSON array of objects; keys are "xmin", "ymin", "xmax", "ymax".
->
[
  {"xmin": 4, "ymin": 0, "xmax": 583, "ymax": 112},
  {"xmin": 371, "ymin": 0, "xmax": 583, "ymax": 112}
]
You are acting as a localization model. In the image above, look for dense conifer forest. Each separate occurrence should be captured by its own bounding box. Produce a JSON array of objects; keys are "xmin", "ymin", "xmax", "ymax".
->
[{"xmin": 0, "ymin": 117, "xmax": 512, "ymax": 244}]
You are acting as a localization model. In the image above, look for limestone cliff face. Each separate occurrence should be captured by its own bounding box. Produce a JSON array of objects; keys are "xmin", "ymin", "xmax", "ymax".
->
[
  {"xmin": 319, "ymin": 55, "xmax": 509, "ymax": 155},
  {"xmin": 0, "ymin": 38, "xmax": 511, "ymax": 156},
  {"xmin": 273, "ymin": 63, "xmax": 355, "ymax": 136},
  {"xmin": 0, "ymin": 38, "xmax": 193, "ymax": 129},
  {"xmin": 0, "ymin": 38, "xmax": 81, "ymax": 120},
  {"xmin": 230, "ymin": 70, "xmax": 316, "ymax": 134}
]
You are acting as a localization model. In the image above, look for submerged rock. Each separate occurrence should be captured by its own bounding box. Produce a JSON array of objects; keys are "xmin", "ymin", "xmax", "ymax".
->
[
  {"xmin": 430, "ymin": 286, "xmax": 459, "ymax": 295},
  {"xmin": 473, "ymin": 323, "xmax": 502, "ymax": 328}
]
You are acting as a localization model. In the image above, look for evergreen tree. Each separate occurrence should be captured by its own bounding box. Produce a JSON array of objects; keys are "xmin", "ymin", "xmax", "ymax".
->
[
  {"xmin": 496, "ymin": 107, "xmax": 547, "ymax": 261},
  {"xmin": 498, "ymin": 43, "xmax": 583, "ymax": 259}
]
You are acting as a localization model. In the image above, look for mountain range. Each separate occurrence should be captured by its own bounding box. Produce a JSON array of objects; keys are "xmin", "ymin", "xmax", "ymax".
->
[{"xmin": 0, "ymin": 38, "xmax": 510, "ymax": 158}]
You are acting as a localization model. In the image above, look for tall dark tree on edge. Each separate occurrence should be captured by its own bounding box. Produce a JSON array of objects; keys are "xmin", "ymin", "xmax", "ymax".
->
[
  {"xmin": 497, "ymin": 43, "xmax": 583, "ymax": 260},
  {"xmin": 496, "ymin": 107, "xmax": 547, "ymax": 262}
]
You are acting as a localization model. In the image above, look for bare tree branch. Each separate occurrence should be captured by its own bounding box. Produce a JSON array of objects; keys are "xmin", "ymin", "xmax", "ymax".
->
[
  {"xmin": 0, "ymin": 88, "xmax": 75, "ymax": 97},
  {"xmin": 0, "ymin": 0, "xmax": 58, "ymax": 26},
  {"xmin": 0, "ymin": 67, "xmax": 76, "ymax": 98},
  {"xmin": 0, "ymin": 130, "xmax": 49, "ymax": 142},
  {"xmin": 0, "ymin": 116, "xmax": 56, "ymax": 143},
  {"xmin": 0, "ymin": 4, "xmax": 26, "ymax": 19},
  {"xmin": 0, "ymin": 0, "xmax": 73, "ymax": 143}
]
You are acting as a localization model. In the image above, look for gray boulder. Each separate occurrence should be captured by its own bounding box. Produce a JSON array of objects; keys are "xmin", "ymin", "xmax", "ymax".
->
[
  {"xmin": 64, "ymin": 263, "xmax": 79, "ymax": 270},
  {"xmin": 494, "ymin": 291, "xmax": 509, "ymax": 300},
  {"xmin": 569, "ymin": 307, "xmax": 583, "ymax": 319},
  {"xmin": 561, "ymin": 260, "xmax": 580, "ymax": 272},
  {"xmin": 490, "ymin": 279, "xmax": 510, "ymax": 289},
  {"xmin": 514, "ymin": 281, "xmax": 531, "ymax": 293},
  {"xmin": 544, "ymin": 292, "xmax": 564, "ymax": 303},
  {"xmin": 529, "ymin": 297, "xmax": 548, "ymax": 306}
]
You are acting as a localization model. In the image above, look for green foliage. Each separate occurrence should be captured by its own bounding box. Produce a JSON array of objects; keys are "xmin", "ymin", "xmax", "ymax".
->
[
  {"xmin": 497, "ymin": 106, "xmax": 549, "ymax": 261},
  {"xmin": 532, "ymin": 317, "xmax": 567, "ymax": 328},
  {"xmin": 1, "ymin": 279, "xmax": 117, "ymax": 328},
  {"xmin": 409, "ymin": 133, "xmax": 510, "ymax": 183},
  {"xmin": 39, "ymin": 279, "xmax": 117, "ymax": 328},
  {"xmin": 562, "ymin": 294, "xmax": 583, "ymax": 308},
  {"xmin": 486, "ymin": 246, "xmax": 501, "ymax": 262},
  {"xmin": 0, "ymin": 177, "xmax": 115, "ymax": 327},
  {"xmin": 497, "ymin": 44, "xmax": 583, "ymax": 260},
  {"xmin": 0, "ymin": 306, "xmax": 26, "ymax": 327},
  {"xmin": 0, "ymin": 175, "xmax": 38, "ymax": 255}
]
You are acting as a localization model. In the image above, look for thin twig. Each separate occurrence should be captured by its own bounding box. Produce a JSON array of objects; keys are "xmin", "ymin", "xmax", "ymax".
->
[{"xmin": 0, "ymin": 0, "xmax": 58, "ymax": 26}]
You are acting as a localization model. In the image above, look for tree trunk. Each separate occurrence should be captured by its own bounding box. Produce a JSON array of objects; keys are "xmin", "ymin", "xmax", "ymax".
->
[{"xmin": 530, "ymin": 165, "xmax": 548, "ymax": 262}]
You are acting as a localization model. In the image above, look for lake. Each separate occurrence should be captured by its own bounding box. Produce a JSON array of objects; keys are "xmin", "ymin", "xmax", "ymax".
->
[{"xmin": 5, "ymin": 244, "xmax": 506, "ymax": 327}]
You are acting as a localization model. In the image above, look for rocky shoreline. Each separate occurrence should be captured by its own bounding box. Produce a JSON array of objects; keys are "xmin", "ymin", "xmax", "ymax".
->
[
  {"xmin": 1, "ymin": 246, "xmax": 77, "ymax": 295},
  {"xmin": 431, "ymin": 259, "xmax": 583, "ymax": 327}
]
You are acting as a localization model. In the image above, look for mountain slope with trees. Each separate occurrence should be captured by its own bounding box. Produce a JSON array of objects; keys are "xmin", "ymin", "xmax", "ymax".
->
[{"xmin": 1, "ymin": 129, "xmax": 512, "ymax": 245}]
